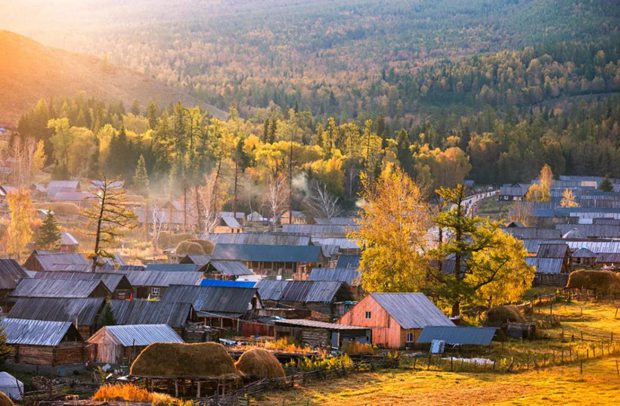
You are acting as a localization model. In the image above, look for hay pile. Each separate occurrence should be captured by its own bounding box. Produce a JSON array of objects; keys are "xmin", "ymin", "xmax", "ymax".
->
[
  {"xmin": 0, "ymin": 392, "xmax": 14, "ymax": 406},
  {"xmin": 130, "ymin": 342, "xmax": 239, "ymax": 379},
  {"xmin": 235, "ymin": 349, "xmax": 285, "ymax": 380},
  {"xmin": 485, "ymin": 305, "xmax": 525, "ymax": 326},
  {"xmin": 566, "ymin": 270, "xmax": 620, "ymax": 294},
  {"xmin": 176, "ymin": 240, "xmax": 206, "ymax": 256}
]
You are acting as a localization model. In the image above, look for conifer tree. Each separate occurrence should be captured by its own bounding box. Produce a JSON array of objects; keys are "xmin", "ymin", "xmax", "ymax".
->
[
  {"xmin": 133, "ymin": 154, "xmax": 150, "ymax": 196},
  {"xmin": 599, "ymin": 176, "xmax": 613, "ymax": 192},
  {"xmin": 36, "ymin": 210, "xmax": 61, "ymax": 249},
  {"xmin": 97, "ymin": 301, "xmax": 116, "ymax": 327}
]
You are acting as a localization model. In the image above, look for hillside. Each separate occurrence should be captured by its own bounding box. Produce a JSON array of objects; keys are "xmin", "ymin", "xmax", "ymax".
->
[{"xmin": 0, "ymin": 30, "xmax": 225, "ymax": 127}]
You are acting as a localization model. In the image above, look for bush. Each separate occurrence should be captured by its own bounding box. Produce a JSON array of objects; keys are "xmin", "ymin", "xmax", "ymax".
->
[
  {"xmin": 341, "ymin": 341, "xmax": 374, "ymax": 356},
  {"xmin": 92, "ymin": 383, "xmax": 190, "ymax": 406}
]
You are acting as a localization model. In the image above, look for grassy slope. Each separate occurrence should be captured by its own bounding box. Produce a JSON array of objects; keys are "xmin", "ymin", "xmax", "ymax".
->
[{"xmin": 263, "ymin": 301, "xmax": 620, "ymax": 405}]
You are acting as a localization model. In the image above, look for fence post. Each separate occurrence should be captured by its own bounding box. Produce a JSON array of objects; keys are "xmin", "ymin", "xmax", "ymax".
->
[
  {"xmin": 580, "ymin": 358, "xmax": 583, "ymax": 375},
  {"xmin": 450, "ymin": 357, "xmax": 453, "ymax": 372},
  {"xmin": 427, "ymin": 354, "xmax": 432, "ymax": 370},
  {"xmin": 413, "ymin": 357, "xmax": 417, "ymax": 370}
]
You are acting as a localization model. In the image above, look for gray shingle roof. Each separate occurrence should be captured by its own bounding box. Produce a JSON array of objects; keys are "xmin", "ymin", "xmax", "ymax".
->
[
  {"xmin": 160, "ymin": 285, "xmax": 258, "ymax": 315},
  {"xmin": 208, "ymin": 261, "xmax": 253, "ymax": 276},
  {"xmin": 1, "ymin": 318, "xmax": 81, "ymax": 346},
  {"xmin": 123, "ymin": 271, "xmax": 202, "ymax": 287},
  {"xmin": 572, "ymin": 248, "xmax": 596, "ymax": 258},
  {"xmin": 10, "ymin": 278, "xmax": 110, "ymax": 298},
  {"xmin": 282, "ymin": 224, "xmax": 356, "ymax": 237},
  {"xmin": 525, "ymin": 257, "xmax": 563, "ymax": 274},
  {"xmin": 110, "ymin": 300, "xmax": 191, "ymax": 328},
  {"xmin": 24, "ymin": 251, "xmax": 90, "ymax": 272},
  {"xmin": 212, "ymin": 244, "xmax": 322, "ymax": 262},
  {"xmin": 309, "ymin": 268, "xmax": 360, "ymax": 286},
  {"xmin": 89, "ymin": 324, "xmax": 183, "ymax": 347},
  {"xmin": 32, "ymin": 271, "xmax": 132, "ymax": 292},
  {"xmin": 145, "ymin": 264, "xmax": 200, "ymax": 272},
  {"xmin": 8, "ymin": 297, "xmax": 104, "ymax": 325},
  {"xmin": 275, "ymin": 319, "xmax": 367, "ymax": 330},
  {"xmin": 502, "ymin": 227, "xmax": 562, "ymax": 240},
  {"xmin": 208, "ymin": 232, "xmax": 311, "ymax": 246},
  {"xmin": 336, "ymin": 255, "xmax": 360, "ymax": 269},
  {"xmin": 256, "ymin": 280, "xmax": 346, "ymax": 303},
  {"xmin": 417, "ymin": 326, "xmax": 496, "ymax": 346},
  {"xmin": 0, "ymin": 259, "xmax": 27, "ymax": 290},
  {"xmin": 536, "ymin": 243, "xmax": 568, "ymax": 259},
  {"xmin": 371, "ymin": 293, "xmax": 454, "ymax": 329}
]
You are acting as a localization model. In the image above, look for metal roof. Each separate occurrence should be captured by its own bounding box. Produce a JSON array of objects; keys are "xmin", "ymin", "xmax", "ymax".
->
[
  {"xmin": 525, "ymin": 257, "xmax": 563, "ymax": 274},
  {"xmin": 556, "ymin": 224, "xmax": 620, "ymax": 239},
  {"xmin": 8, "ymin": 297, "xmax": 104, "ymax": 325},
  {"xmin": 370, "ymin": 293, "xmax": 454, "ymax": 329},
  {"xmin": 110, "ymin": 300, "xmax": 191, "ymax": 329},
  {"xmin": 502, "ymin": 227, "xmax": 562, "ymax": 240},
  {"xmin": 208, "ymin": 232, "xmax": 311, "ymax": 246},
  {"xmin": 336, "ymin": 255, "xmax": 360, "ymax": 269},
  {"xmin": 145, "ymin": 263, "xmax": 200, "ymax": 272},
  {"xmin": 572, "ymin": 248, "xmax": 596, "ymax": 258},
  {"xmin": 417, "ymin": 326, "xmax": 496, "ymax": 346},
  {"xmin": 0, "ymin": 259, "xmax": 27, "ymax": 290},
  {"xmin": 10, "ymin": 278, "xmax": 110, "ymax": 298},
  {"xmin": 256, "ymin": 280, "xmax": 346, "ymax": 303},
  {"xmin": 274, "ymin": 319, "xmax": 368, "ymax": 331},
  {"xmin": 212, "ymin": 244, "xmax": 322, "ymax": 262},
  {"xmin": 90, "ymin": 324, "xmax": 183, "ymax": 347},
  {"xmin": 313, "ymin": 217, "xmax": 358, "ymax": 226},
  {"xmin": 311, "ymin": 237, "xmax": 359, "ymax": 250},
  {"xmin": 309, "ymin": 268, "xmax": 360, "ymax": 286},
  {"xmin": 100, "ymin": 264, "xmax": 145, "ymax": 272},
  {"xmin": 565, "ymin": 240, "xmax": 620, "ymax": 253},
  {"xmin": 208, "ymin": 261, "xmax": 253, "ymax": 276},
  {"xmin": 32, "ymin": 271, "xmax": 132, "ymax": 292},
  {"xmin": 199, "ymin": 279, "xmax": 256, "ymax": 288},
  {"xmin": 536, "ymin": 243, "xmax": 568, "ymax": 259},
  {"xmin": 179, "ymin": 255, "xmax": 212, "ymax": 266},
  {"xmin": 24, "ymin": 251, "xmax": 90, "ymax": 272},
  {"xmin": 1, "ymin": 318, "xmax": 80, "ymax": 346},
  {"xmin": 282, "ymin": 224, "xmax": 357, "ymax": 237},
  {"xmin": 596, "ymin": 253, "xmax": 620, "ymax": 263},
  {"xmin": 123, "ymin": 271, "xmax": 202, "ymax": 287},
  {"xmin": 220, "ymin": 216, "xmax": 241, "ymax": 228},
  {"xmin": 60, "ymin": 232, "xmax": 79, "ymax": 246},
  {"xmin": 160, "ymin": 285, "xmax": 258, "ymax": 315}
]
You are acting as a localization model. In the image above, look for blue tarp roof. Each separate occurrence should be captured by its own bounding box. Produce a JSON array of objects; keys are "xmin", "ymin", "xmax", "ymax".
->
[
  {"xmin": 417, "ymin": 326, "xmax": 497, "ymax": 346},
  {"xmin": 200, "ymin": 279, "xmax": 256, "ymax": 288}
]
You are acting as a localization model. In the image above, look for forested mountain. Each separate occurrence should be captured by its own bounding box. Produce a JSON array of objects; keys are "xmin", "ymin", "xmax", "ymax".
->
[{"xmin": 0, "ymin": 31, "xmax": 207, "ymax": 127}]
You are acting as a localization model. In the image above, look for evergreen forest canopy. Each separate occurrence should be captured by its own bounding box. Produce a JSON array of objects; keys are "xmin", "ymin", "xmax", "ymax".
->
[{"xmin": 6, "ymin": 0, "xmax": 620, "ymax": 206}]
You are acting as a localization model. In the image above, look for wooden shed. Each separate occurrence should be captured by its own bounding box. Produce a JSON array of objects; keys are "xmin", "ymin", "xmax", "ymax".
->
[
  {"xmin": 274, "ymin": 319, "xmax": 370, "ymax": 350},
  {"xmin": 1, "ymin": 318, "xmax": 84, "ymax": 366},
  {"xmin": 338, "ymin": 293, "xmax": 454, "ymax": 349},
  {"xmin": 87, "ymin": 324, "xmax": 184, "ymax": 365}
]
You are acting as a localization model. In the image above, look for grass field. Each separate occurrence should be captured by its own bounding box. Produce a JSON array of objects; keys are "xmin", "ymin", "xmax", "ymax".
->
[{"xmin": 261, "ymin": 300, "xmax": 620, "ymax": 405}]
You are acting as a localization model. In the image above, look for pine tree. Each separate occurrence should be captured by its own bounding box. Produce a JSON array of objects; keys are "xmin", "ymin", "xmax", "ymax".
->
[
  {"xmin": 133, "ymin": 155, "xmax": 150, "ymax": 196},
  {"xmin": 599, "ymin": 176, "xmax": 613, "ymax": 192},
  {"xmin": 98, "ymin": 301, "xmax": 116, "ymax": 327},
  {"xmin": 0, "ymin": 327, "xmax": 12, "ymax": 365},
  {"xmin": 36, "ymin": 210, "xmax": 61, "ymax": 249}
]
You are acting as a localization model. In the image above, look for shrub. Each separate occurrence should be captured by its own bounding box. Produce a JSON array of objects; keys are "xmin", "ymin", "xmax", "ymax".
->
[{"xmin": 341, "ymin": 341, "xmax": 374, "ymax": 356}]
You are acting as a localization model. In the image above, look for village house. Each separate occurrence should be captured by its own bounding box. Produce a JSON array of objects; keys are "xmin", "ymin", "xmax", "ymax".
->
[
  {"xmin": 1, "ymin": 318, "xmax": 85, "ymax": 367},
  {"xmin": 257, "ymin": 279, "xmax": 353, "ymax": 320},
  {"xmin": 46, "ymin": 180, "xmax": 80, "ymax": 199},
  {"xmin": 159, "ymin": 285, "xmax": 262, "ymax": 332},
  {"xmin": 179, "ymin": 255, "xmax": 254, "ymax": 280},
  {"xmin": 9, "ymin": 279, "xmax": 111, "ymax": 301},
  {"xmin": 32, "ymin": 271, "xmax": 133, "ymax": 300},
  {"xmin": 0, "ymin": 259, "xmax": 28, "ymax": 306},
  {"xmin": 274, "ymin": 319, "xmax": 370, "ymax": 350},
  {"xmin": 22, "ymin": 251, "xmax": 90, "ymax": 272},
  {"xmin": 110, "ymin": 300, "xmax": 193, "ymax": 332},
  {"xmin": 211, "ymin": 243, "xmax": 327, "ymax": 278},
  {"xmin": 59, "ymin": 232, "xmax": 79, "ymax": 253},
  {"xmin": 87, "ymin": 324, "xmax": 184, "ymax": 365},
  {"xmin": 8, "ymin": 297, "xmax": 105, "ymax": 339},
  {"xmin": 308, "ymin": 267, "xmax": 363, "ymax": 300},
  {"xmin": 338, "ymin": 293, "xmax": 454, "ymax": 349},
  {"xmin": 280, "ymin": 210, "xmax": 307, "ymax": 225},
  {"xmin": 123, "ymin": 270, "xmax": 203, "ymax": 299}
]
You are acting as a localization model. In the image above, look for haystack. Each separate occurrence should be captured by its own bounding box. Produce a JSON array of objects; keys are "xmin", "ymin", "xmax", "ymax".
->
[
  {"xmin": 176, "ymin": 241, "xmax": 206, "ymax": 256},
  {"xmin": 0, "ymin": 392, "xmax": 14, "ymax": 406},
  {"xmin": 235, "ymin": 349, "xmax": 285, "ymax": 381},
  {"xmin": 566, "ymin": 270, "xmax": 620, "ymax": 294},
  {"xmin": 130, "ymin": 342, "xmax": 239, "ymax": 380},
  {"xmin": 485, "ymin": 305, "xmax": 525, "ymax": 326},
  {"xmin": 190, "ymin": 239, "xmax": 214, "ymax": 255}
]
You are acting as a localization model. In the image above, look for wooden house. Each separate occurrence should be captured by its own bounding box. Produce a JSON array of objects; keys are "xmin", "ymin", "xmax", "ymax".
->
[
  {"xmin": 280, "ymin": 210, "xmax": 307, "ymax": 225},
  {"xmin": 338, "ymin": 293, "xmax": 454, "ymax": 349},
  {"xmin": 22, "ymin": 251, "xmax": 90, "ymax": 272},
  {"xmin": 123, "ymin": 271, "xmax": 203, "ymax": 299},
  {"xmin": 571, "ymin": 248, "xmax": 597, "ymax": 268},
  {"xmin": 87, "ymin": 324, "xmax": 183, "ymax": 365},
  {"xmin": 59, "ymin": 232, "xmax": 79, "ymax": 253},
  {"xmin": 8, "ymin": 297, "xmax": 105, "ymax": 339},
  {"xmin": 9, "ymin": 278, "xmax": 111, "ymax": 300},
  {"xmin": 1, "ymin": 318, "xmax": 84, "ymax": 366},
  {"xmin": 0, "ymin": 259, "xmax": 28, "ymax": 306},
  {"xmin": 159, "ymin": 285, "xmax": 262, "ymax": 332},
  {"xmin": 211, "ymin": 243, "xmax": 327, "ymax": 278},
  {"xmin": 214, "ymin": 214, "xmax": 243, "ymax": 234},
  {"xmin": 274, "ymin": 319, "xmax": 370, "ymax": 350},
  {"xmin": 110, "ymin": 300, "xmax": 192, "ymax": 331},
  {"xmin": 257, "ymin": 280, "xmax": 353, "ymax": 319},
  {"xmin": 47, "ymin": 180, "xmax": 80, "ymax": 198},
  {"xmin": 32, "ymin": 271, "xmax": 133, "ymax": 300},
  {"xmin": 308, "ymin": 267, "xmax": 363, "ymax": 300}
]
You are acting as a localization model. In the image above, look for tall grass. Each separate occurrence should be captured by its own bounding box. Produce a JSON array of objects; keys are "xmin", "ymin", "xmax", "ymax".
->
[{"xmin": 92, "ymin": 383, "xmax": 192, "ymax": 406}]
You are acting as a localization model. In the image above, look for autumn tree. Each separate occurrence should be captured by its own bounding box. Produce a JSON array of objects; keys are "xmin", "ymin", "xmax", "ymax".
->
[
  {"xmin": 83, "ymin": 178, "xmax": 137, "ymax": 271},
  {"xmin": 36, "ymin": 211, "xmax": 61, "ymax": 249},
  {"xmin": 305, "ymin": 180, "xmax": 342, "ymax": 219},
  {"xmin": 6, "ymin": 189, "xmax": 35, "ymax": 260},
  {"xmin": 351, "ymin": 166, "xmax": 431, "ymax": 292},
  {"xmin": 560, "ymin": 188, "xmax": 579, "ymax": 208},
  {"xmin": 526, "ymin": 164, "xmax": 553, "ymax": 202},
  {"xmin": 265, "ymin": 173, "xmax": 290, "ymax": 228},
  {"xmin": 431, "ymin": 185, "xmax": 534, "ymax": 317}
]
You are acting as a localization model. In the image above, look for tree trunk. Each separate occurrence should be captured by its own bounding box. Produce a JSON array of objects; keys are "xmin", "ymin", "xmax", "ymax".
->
[
  {"xmin": 451, "ymin": 301, "xmax": 460, "ymax": 318},
  {"xmin": 194, "ymin": 185, "xmax": 204, "ymax": 234},
  {"xmin": 233, "ymin": 159, "xmax": 238, "ymax": 219},
  {"xmin": 91, "ymin": 184, "xmax": 107, "ymax": 272},
  {"xmin": 183, "ymin": 184, "xmax": 188, "ymax": 232}
]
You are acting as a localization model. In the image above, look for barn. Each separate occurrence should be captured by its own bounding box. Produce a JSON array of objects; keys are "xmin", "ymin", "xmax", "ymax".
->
[
  {"xmin": 87, "ymin": 324, "xmax": 184, "ymax": 365},
  {"xmin": 338, "ymin": 293, "xmax": 454, "ymax": 349}
]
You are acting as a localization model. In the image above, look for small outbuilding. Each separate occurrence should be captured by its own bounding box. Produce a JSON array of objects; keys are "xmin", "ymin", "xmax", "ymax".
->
[
  {"xmin": 274, "ymin": 319, "xmax": 370, "ymax": 350},
  {"xmin": 0, "ymin": 371, "xmax": 23, "ymax": 401},
  {"xmin": 87, "ymin": 324, "xmax": 184, "ymax": 365}
]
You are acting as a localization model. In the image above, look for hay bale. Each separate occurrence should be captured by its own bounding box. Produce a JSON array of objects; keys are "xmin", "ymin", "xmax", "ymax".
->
[
  {"xmin": 566, "ymin": 270, "xmax": 620, "ymax": 294},
  {"xmin": 130, "ymin": 342, "xmax": 239, "ymax": 379},
  {"xmin": 158, "ymin": 232, "xmax": 194, "ymax": 249},
  {"xmin": 485, "ymin": 305, "xmax": 525, "ymax": 327},
  {"xmin": 0, "ymin": 391, "xmax": 14, "ymax": 406},
  {"xmin": 235, "ymin": 349, "xmax": 285, "ymax": 380},
  {"xmin": 189, "ymin": 239, "xmax": 214, "ymax": 255},
  {"xmin": 175, "ymin": 240, "xmax": 205, "ymax": 256}
]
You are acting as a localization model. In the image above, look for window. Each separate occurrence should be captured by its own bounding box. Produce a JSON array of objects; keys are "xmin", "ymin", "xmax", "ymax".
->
[
  {"xmin": 365, "ymin": 311, "xmax": 372, "ymax": 319},
  {"xmin": 151, "ymin": 287, "xmax": 161, "ymax": 297},
  {"xmin": 406, "ymin": 332, "xmax": 414, "ymax": 343}
]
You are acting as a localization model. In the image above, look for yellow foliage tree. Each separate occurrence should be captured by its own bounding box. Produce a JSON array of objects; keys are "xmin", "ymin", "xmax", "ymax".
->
[
  {"xmin": 560, "ymin": 188, "xmax": 579, "ymax": 207},
  {"xmin": 526, "ymin": 164, "xmax": 553, "ymax": 202},
  {"xmin": 350, "ymin": 167, "xmax": 431, "ymax": 292},
  {"xmin": 6, "ymin": 189, "xmax": 35, "ymax": 260}
]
